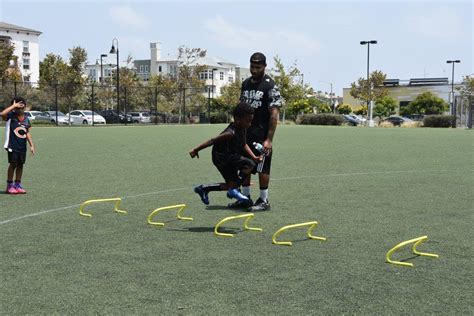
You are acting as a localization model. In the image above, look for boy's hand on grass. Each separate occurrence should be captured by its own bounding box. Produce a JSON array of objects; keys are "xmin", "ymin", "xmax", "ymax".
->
[{"xmin": 189, "ymin": 149, "xmax": 199, "ymax": 158}]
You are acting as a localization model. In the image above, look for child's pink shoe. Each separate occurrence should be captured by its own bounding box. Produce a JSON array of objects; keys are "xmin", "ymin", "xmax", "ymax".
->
[
  {"xmin": 14, "ymin": 183, "xmax": 26, "ymax": 194},
  {"xmin": 6, "ymin": 185, "xmax": 18, "ymax": 194}
]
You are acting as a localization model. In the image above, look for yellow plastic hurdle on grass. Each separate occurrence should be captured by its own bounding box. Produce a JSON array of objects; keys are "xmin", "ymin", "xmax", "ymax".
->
[
  {"xmin": 386, "ymin": 235, "xmax": 439, "ymax": 267},
  {"xmin": 214, "ymin": 213, "xmax": 262, "ymax": 237},
  {"xmin": 147, "ymin": 204, "xmax": 193, "ymax": 227},
  {"xmin": 79, "ymin": 198, "xmax": 127, "ymax": 218},
  {"xmin": 272, "ymin": 221, "xmax": 327, "ymax": 246}
]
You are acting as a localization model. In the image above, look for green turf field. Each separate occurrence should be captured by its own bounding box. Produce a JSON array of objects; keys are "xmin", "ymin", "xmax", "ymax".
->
[{"xmin": 1, "ymin": 125, "xmax": 472, "ymax": 314}]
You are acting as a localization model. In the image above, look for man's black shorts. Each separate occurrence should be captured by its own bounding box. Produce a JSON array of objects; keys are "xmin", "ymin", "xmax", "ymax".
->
[
  {"xmin": 7, "ymin": 151, "xmax": 26, "ymax": 164},
  {"xmin": 212, "ymin": 153, "xmax": 255, "ymax": 184}
]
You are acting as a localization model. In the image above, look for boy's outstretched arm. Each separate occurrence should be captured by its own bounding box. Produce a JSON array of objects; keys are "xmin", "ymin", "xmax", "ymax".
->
[
  {"xmin": 26, "ymin": 132, "xmax": 35, "ymax": 155},
  {"xmin": 189, "ymin": 132, "xmax": 233, "ymax": 159},
  {"xmin": 1, "ymin": 100, "xmax": 25, "ymax": 119}
]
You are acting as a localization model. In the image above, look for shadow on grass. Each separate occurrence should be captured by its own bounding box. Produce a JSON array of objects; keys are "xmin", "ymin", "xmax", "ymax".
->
[
  {"xmin": 205, "ymin": 205, "xmax": 249, "ymax": 213},
  {"xmin": 166, "ymin": 226, "xmax": 241, "ymax": 235}
]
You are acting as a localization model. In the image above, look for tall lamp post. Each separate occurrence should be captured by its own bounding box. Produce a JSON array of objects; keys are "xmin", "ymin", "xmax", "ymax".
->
[
  {"xmin": 109, "ymin": 38, "xmax": 119, "ymax": 118},
  {"xmin": 447, "ymin": 60, "xmax": 460, "ymax": 128},
  {"xmin": 319, "ymin": 81, "xmax": 334, "ymax": 113},
  {"xmin": 207, "ymin": 68, "xmax": 218, "ymax": 122},
  {"xmin": 100, "ymin": 54, "xmax": 107, "ymax": 84},
  {"xmin": 360, "ymin": 40, "xmax": 377, "ymax": 126}
]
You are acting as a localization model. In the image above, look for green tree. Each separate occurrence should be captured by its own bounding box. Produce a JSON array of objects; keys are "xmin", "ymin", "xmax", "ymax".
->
[
  {"xmin": 337, "ymin": 103, "xmax": 352, "ymax": 115},
  {"xmin": 148, "ymin": 74, "xmax": 180, "ymax": 113},
  {"xmin": 214, "ymin": 79, "xmax": 241, "ymax": 116},
  {"xmin": 287, "ymin": 99, "xmax": 313, "ymax": 118},
  {"xmin": 401, "ymin": 91, "xmax": 448, "ymax": 116},
  {"xmin": 0, "ymin": 41, "xmax": 21, "ymax": 82},
  {"xmin": 176, "ymin": 46, "xmax": 207, "ymax": 119},
  {"xmin": 350, "ymin": 70, "xmax": 388, "ymax": 105},
  {"xmin": 353, "ymin": 105, "xmax": 367, "ymax": 116},
  {"xmin": 373, "ymin": 95, "xmax": 397, "ymax": 118}
]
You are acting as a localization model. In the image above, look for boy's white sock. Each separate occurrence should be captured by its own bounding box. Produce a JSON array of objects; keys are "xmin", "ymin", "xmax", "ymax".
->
[
  {"xmin": 260, "ymin": 189, "xmax": 268, "ymax": 202},
  {"xmin": 242, "ymin": 186, "xmax": 251, "ymax": 197}
]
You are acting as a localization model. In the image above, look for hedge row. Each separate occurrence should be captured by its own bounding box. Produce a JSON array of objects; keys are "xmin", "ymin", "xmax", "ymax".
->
[
  {"xmin": 423, "ymin": 115, "xmax": 454, "ymax": 128},
  {"xmin": 297, "ymin": 114, "xmax": 344, "ymax": 126}
]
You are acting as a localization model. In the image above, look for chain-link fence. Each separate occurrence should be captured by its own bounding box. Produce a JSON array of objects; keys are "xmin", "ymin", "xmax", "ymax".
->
[{"xmin": 0, "ymin": 80, "xmax": 231, "ymax": 125}]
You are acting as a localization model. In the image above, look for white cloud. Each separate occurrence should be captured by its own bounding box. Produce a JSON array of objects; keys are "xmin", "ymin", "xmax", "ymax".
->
[
  {"xmin": 204, "ymin": 15, "xmax": 320, "ymax": 56},
  {"xmin": 109, "ymin": 5, "xmax": 151, "ymax": 31}
]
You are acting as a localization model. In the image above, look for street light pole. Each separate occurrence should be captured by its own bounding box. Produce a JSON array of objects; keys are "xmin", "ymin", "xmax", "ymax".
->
[
  {"xmin": 100, "ymin": 54, "xmax": 107, "ymax": 84},
  {"xmin": 319, "ymin": 81, "xmax": 334, "ymax": 113},
  {"xmin": 360, "ymin": 40, "xmax": 377, "ymax": 126},
  {"xmin": 447, "ymin": 60, "xmax": 461, "ymax": 128},
  {"xmin": 109, "ymin": 38, "xmax": 120, "ymax": 120}
]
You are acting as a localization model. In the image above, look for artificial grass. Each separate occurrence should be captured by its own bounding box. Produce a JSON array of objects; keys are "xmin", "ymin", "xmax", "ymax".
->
[{"xmin": 0, "ymin": 125, "xmax": 472, "ymax": 314}]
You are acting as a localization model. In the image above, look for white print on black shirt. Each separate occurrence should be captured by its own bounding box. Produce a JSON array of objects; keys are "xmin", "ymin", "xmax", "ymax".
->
[{"xmin": 241, "ymin": 90, "xmax": 264, "ymax": 108}]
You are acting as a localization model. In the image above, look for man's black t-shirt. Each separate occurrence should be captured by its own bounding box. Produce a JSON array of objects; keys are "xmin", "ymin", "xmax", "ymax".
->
[
  {"xmin": 240, "ymin": 74, "xmax": 282, "ymax": 141},
  {"xmin": 212, "ymin": 123, "xmax": 247, "ymax": 158}
]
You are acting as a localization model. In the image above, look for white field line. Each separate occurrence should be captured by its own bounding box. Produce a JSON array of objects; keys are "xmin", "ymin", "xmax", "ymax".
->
[{"xmin": 0, "ymin": 169, "xmax": 472, "ymax": 226}]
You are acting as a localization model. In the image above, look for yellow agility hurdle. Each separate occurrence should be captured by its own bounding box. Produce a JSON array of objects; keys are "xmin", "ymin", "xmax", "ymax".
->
[
  {"xmin": 147, "ymin": 204, "xmax": 193, "ymax": 227},
  {"xmin": 272, "ymin": 221, "xmax": 327, "ymax": 246},
  {"xmin": 386, "ymin": 235, "xmax": 439, "ymax": 267},
  {"xmin": 79, "ymin": 198, "xmax": 127, "ymax": 218},
  {"xmin": 214, "ymin": 213, "xmax": 262, "ymax": 237}
]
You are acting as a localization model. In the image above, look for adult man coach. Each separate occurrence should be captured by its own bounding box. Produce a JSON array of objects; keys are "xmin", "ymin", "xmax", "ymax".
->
[{"xmin": 230, "ymin": 52, "xmax": 283, "ymax": 211}]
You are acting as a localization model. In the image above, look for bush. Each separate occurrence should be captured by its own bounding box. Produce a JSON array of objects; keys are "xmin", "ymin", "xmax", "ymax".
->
[
  {"xmin": 423, "ymin": 115, "xmax": 454, "ymax": 128},
  {"xmin": 401, "ymin": 121, "xmax": 423, "ymax": 128},
  {"xmin": 210, "ymin": 113, "xmax": 228, "ymax": 124},
  {"xmin": 297, "ymin": 114, "xmax": 344, "ymax": 126},
  {"xmin": 337, "ymin": 104, "xmax": 352, "ymax": 114},
  {"xmin": 378, "ymin": 121, "xmax": 394, "ymax": 128}
]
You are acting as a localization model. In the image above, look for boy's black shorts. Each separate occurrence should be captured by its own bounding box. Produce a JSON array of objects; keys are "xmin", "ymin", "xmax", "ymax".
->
[
  {"xmin": 212, "ymin": 153, "xmax": 256, "ymax": 184},
  {"xmin": 8, "ymin": 151, "xmax": 26, "ymax": 165}
]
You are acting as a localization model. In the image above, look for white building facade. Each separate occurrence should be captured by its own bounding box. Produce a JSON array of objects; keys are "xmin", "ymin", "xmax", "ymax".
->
[
  {"xmin": 0, "ymin": 22, "xmax": 41, "ymax": 83},
  {"xmin": 135, "ymin": 42, "xmax": 241, "ymax": 97}
]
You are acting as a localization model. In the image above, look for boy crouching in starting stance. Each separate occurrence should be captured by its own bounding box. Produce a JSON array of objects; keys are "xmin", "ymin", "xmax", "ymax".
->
[{"xmin": 189, "ymin": 102, "xmax": 262, "ymax": 206}]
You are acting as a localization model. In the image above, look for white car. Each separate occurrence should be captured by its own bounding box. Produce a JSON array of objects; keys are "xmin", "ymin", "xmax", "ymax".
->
[
  {"xmin": 129, "ymin": 112, "xmax": 151, "ymax": 124},
  {"xmin": 43, "ymin": 111, "xmax": 69, "ymax": 125},
  {"xmin": 25, "ymin": 111, "xmax": 45, "ymax": 121},
  {"xmin": 65, "ymin": 110, "xmax": 106, "ymax": 125}
]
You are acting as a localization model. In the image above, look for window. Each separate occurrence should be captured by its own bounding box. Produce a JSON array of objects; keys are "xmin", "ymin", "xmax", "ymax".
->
[
  {"xmin": 23, "ymin": 40, "xmax": 29, "ymax": 53},
  {"xmin": 145, "ymin": 65, "xmax": 148, "ymax": 72},
  {"xmin": 228, "ymin": 76, "xmax": 234, "ymax": 83},
  {"xmin": 140, "ymin": 65, "xmax": 144, "ymax": 73},
  {"xmin": 200, "ymin": 72, "xmax": 209, "ymax": 80},
  {"xmin": 399, "ymin": 101, "xmax": 410, "ymax": 108},
  {"xmin": 158, "ymin": 65, "xmax": 162, "ymax": 72},
  {"xmin": 220, "ymin": 72, "xmax": 224, "ymax": 80},
  {"xmin": 23, "ymin": 58, "xmax": 30, "ymax": 70}
]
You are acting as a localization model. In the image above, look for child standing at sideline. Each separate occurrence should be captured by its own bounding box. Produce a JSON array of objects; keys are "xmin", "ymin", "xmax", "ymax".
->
[
  {"xmin": 189, "ymin": 102, "xmax": 262, "ymax": 206},
  {"xmin": 2, "ymin": 97, "xmax": 35, "ymax": 194}
]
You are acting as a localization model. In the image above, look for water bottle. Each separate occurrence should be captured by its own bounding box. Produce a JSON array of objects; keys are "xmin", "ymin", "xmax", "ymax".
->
[{"xmin": 253, "ymin": 142, "xmax": 264, "ymax": 153}]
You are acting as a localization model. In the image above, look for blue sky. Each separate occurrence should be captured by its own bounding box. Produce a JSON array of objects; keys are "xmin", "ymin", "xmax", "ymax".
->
[{"xmin": 0, "ymin": 0, "xmax": 472, "ymax": 96}]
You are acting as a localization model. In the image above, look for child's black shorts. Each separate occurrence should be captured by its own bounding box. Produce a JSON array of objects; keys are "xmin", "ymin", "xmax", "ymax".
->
[
  {"xmin": 212, "ymin": 153, "xmax": 256, "ymax": 184},
  {"xmin": 8, "ymin": 151, "xmax": 26, "ymax": 165}
]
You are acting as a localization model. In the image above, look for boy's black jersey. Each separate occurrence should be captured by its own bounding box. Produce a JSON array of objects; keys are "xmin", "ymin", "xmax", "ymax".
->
[
  {"xmin": 3, "ymin": 112, "xmax": 31, "ymax": 153},
  {"xmin": 212, "ymin": 123, "xmax": 247, "ymax": 157},
  {"xmin": 240, "ymin": 74, "xmax": 282, "ymax": 140}
]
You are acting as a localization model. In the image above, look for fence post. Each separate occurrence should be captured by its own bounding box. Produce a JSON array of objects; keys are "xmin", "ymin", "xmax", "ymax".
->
[
  {"xmin": 55, "ymin": 83, "xmax": 59, "ymax": 126},
  {"xmin": 124, "ymin": 87, "xmax": 128, "ymax": 126},
  {"xmin": 91, "ymin": 83, "xmax": 95, "ymax": 126},
  {"xmin": 182, "ymin": 87, "xmax": 186, "ymax": 124},
  {"xmin": 14, "ymin": 81, "xmax": 17, "ymax": 97},
  {"xmin": 468, "ymin": 95, "xmax": 473, "ymax": 129},
  {"xmin": 154, "ymin": 87, "xmax": 158, "ymax": 125}
]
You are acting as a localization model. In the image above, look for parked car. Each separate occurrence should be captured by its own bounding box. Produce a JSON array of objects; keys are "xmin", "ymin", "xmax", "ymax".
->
[
  {"xmin": 342, "ymin": 114, "xmax": 359, "ymax": 126},
  {"xmin": 129, "ymin": 112, "xmax": 151, "ymax": 123},
  {"xmin": 98, "ymin": 110, "xmax": 132, "ymax": 124},
  {"xmin": 25, "ymin": 111, "xmax": 48, "ymax": 122},
  {"xmin": 42, "ymin": 111, "xmax": 69, "ymax": 125},
  {"xmin": 383, "ymin": 116, "xmax": 412, "ymax": 127},
  {"xmin": 348, "ymin": 114, "xmax": 367, "ymax": 124},
  {"xmin": 64, "ymin": 110, "xmax": 106, "ymax": 125}
]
